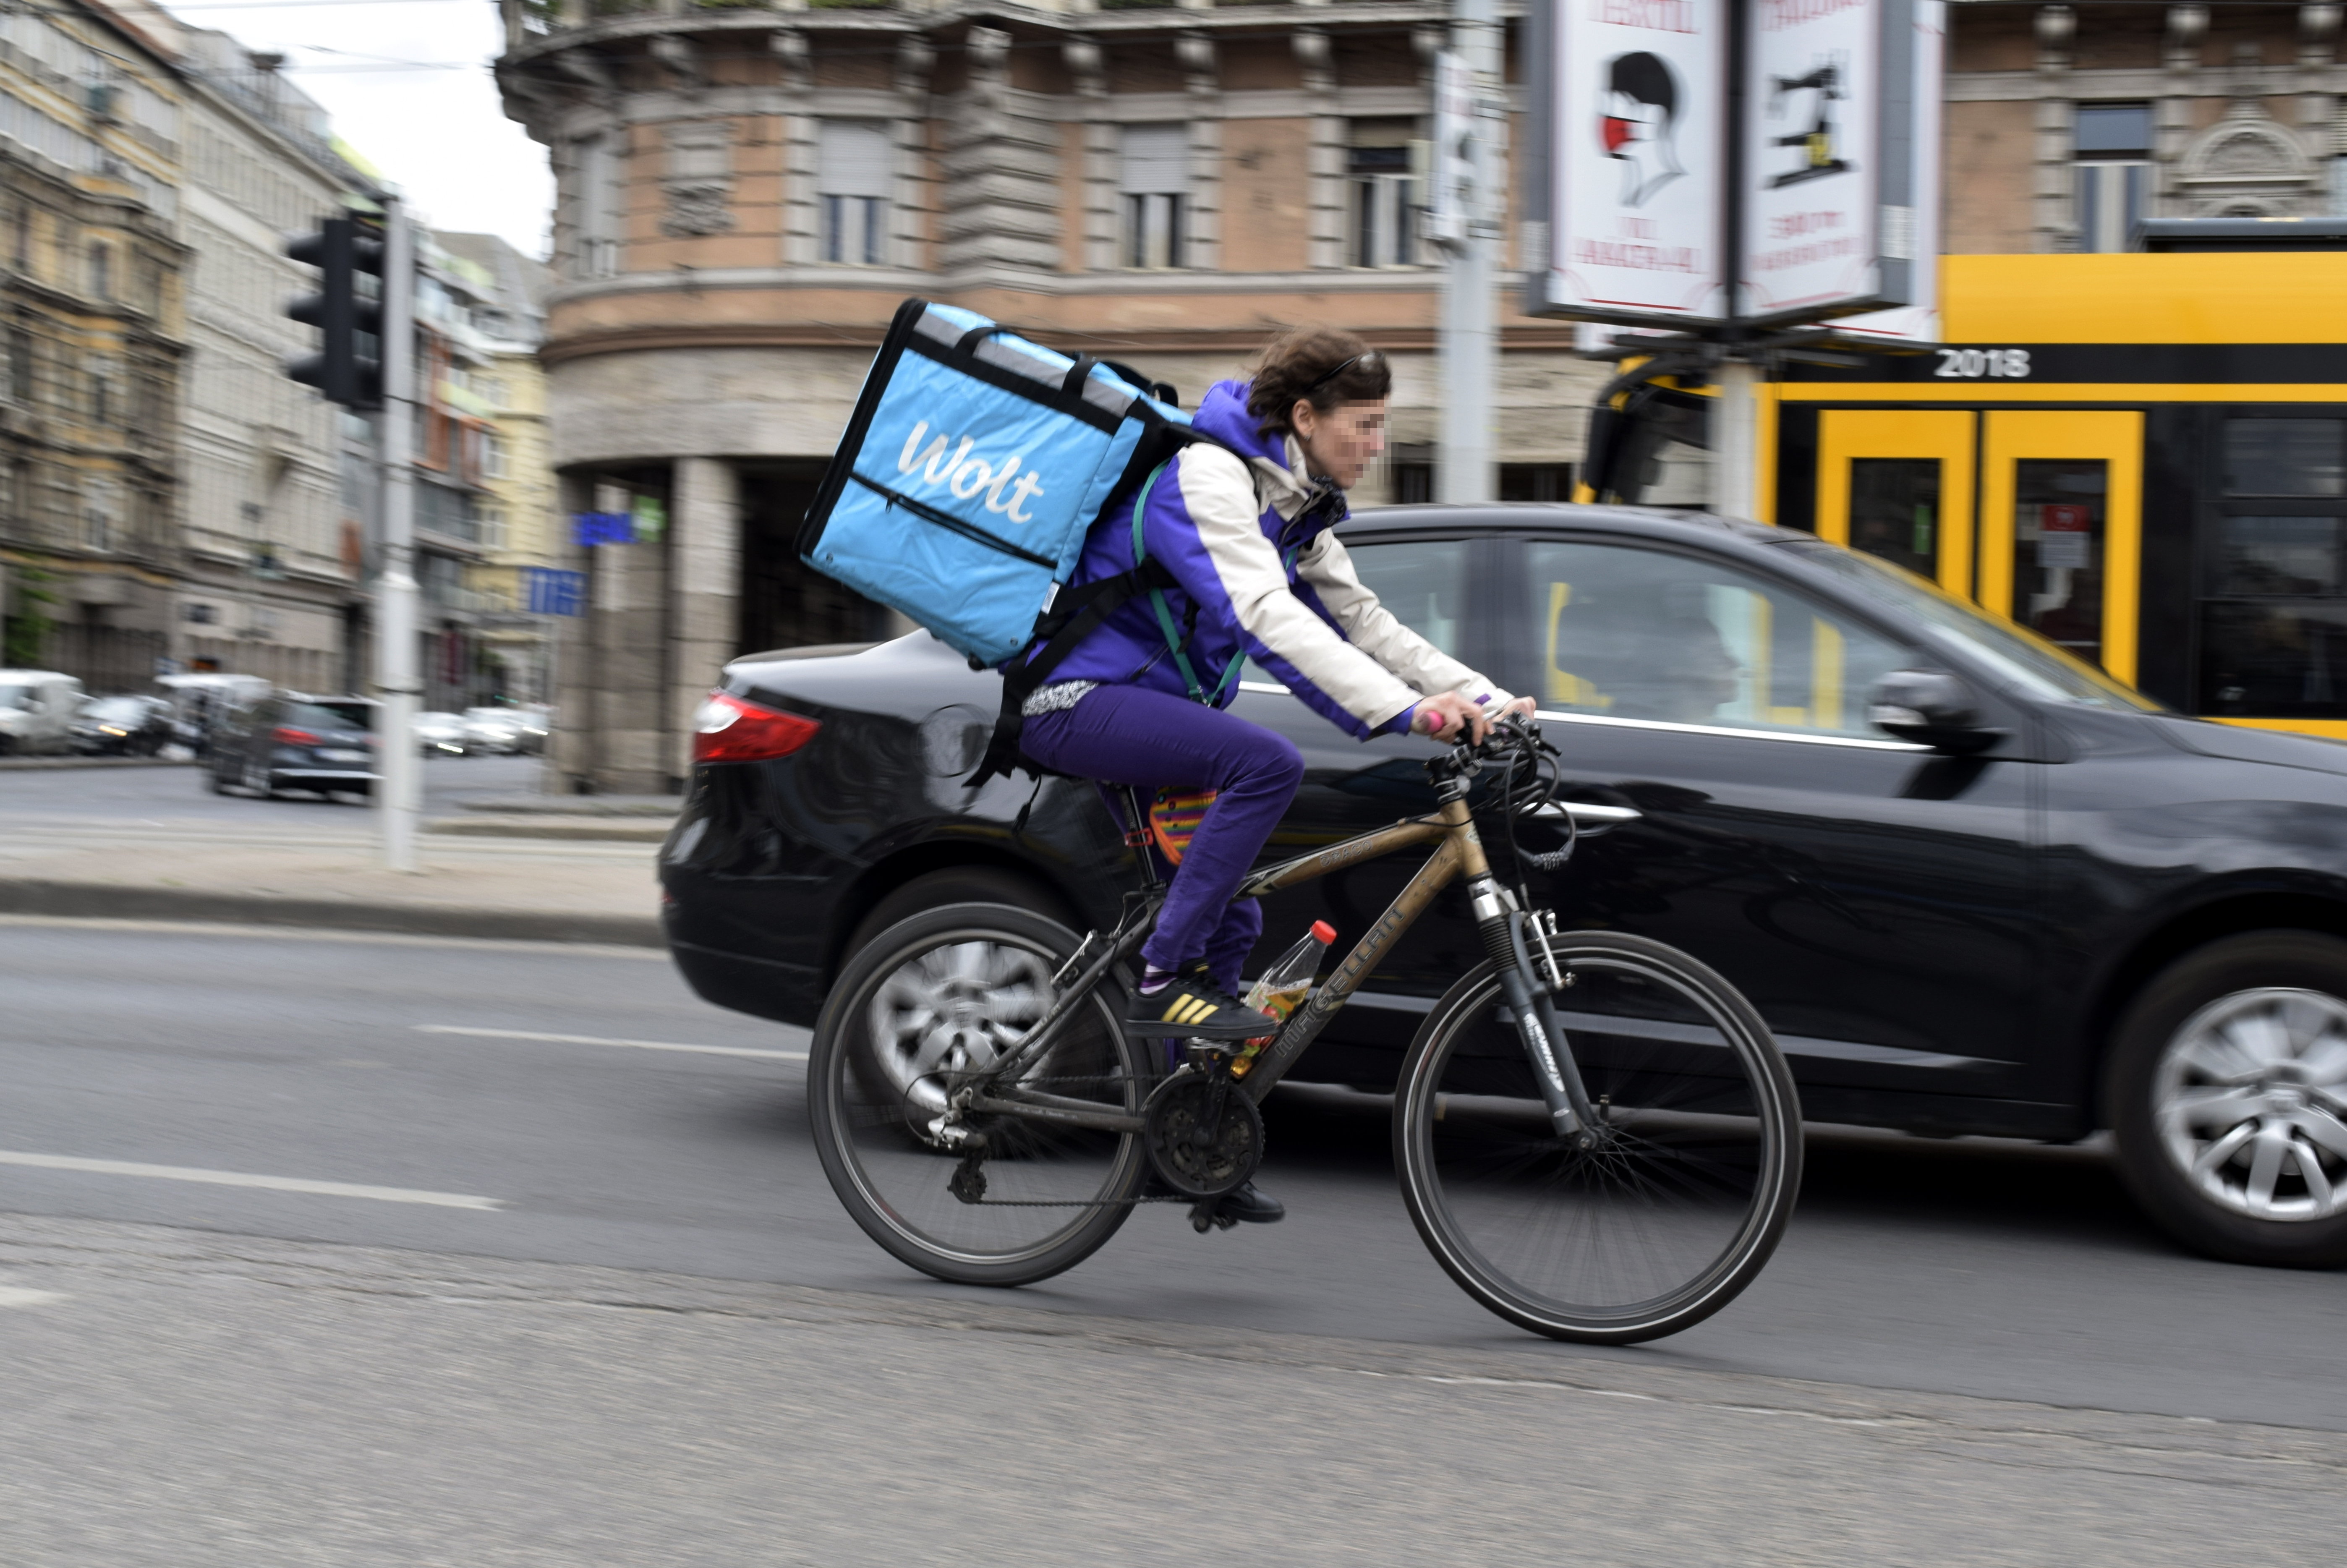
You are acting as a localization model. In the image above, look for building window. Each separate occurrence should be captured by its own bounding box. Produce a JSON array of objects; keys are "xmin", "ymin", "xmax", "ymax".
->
[
  {"xmin": 478, "ymin": 504, "xmax": 508, "ymax": 551},
  {"xmin": 2075, "ymin": 102, "xmax": 2152, "ymax": 254},
  {"xmin": 572, "ymin": 134, "xmax": 620, "ymax": 280},
  {"xmin": 818, "ymin": 120, "xmax": 893, "ymax": 267},
  {"xmin": 6, "ymin": 328, "xmax": 29, "ymax": 405},
  {"xmin": 87, "ymin": 241, "xmax": 111, "ymax": 300},
  {"xmin": 8, "ymin": 205, "xmax": 26, "ymax": 272},
  {"xmin": 1349, "ymin": 121, "xmax": 1420, "ymax": 268},
  {"xmin": 1120, "ymin": 123, "xmax": 1189, "ymax": 269},
  {"xmin": 1500, "ymin": 464, "xmax": 1577, "ymax": 503},
  {"xmin": 482, "ymin": 431, "xmax": 507, "ymax": 479},
  {"xmin": 2200, "ymin": 416, "xmax": 2347, "ymax": 718}
]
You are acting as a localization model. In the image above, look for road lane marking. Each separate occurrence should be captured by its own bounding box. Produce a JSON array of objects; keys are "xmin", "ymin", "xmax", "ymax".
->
[
  {"xmin": 0, "ymin": 1287, "xmax": 64, "ymax": 1308},
  {"xmin": 414, "ymin": 1024, "xmax": 806, "ymax": 1062},
  {"xmin": 0, "ymin": 1151, "xmax": 502, "ymax": 1210}
]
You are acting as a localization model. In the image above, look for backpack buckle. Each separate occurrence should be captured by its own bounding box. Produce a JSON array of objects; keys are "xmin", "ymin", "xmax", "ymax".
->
[{"xmin": 1123, "ymin": 826, "xmax": 1152, "ymax": 849}]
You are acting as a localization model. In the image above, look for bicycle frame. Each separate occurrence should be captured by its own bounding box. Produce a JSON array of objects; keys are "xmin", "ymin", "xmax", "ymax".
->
[{"xmin": 962, "ymin": 792, "xmax": 1503, "ymax": 1133}]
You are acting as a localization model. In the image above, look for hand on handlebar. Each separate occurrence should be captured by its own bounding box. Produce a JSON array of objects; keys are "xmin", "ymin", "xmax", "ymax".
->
[{"xmin": 1411, "ymin": 693, "xmax": 1539, "ymax": 747}]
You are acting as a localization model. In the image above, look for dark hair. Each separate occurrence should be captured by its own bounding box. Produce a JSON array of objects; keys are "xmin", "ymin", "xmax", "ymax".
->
[
  {"xmin": 1246, "ymin": 327, "xmax": 1393, "ymax": 436},
  {"xmin": 1608, "ymin": 51, "xmax": 1677, "ymax": 119}
]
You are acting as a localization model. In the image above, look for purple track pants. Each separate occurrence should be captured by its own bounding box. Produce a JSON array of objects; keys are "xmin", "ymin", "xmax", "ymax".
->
[{"xmin": 1020, "ymin": 683, "xmax": 1305, "ymax": 991}]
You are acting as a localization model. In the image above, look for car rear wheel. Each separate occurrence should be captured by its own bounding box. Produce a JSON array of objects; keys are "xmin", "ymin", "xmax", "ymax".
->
[
  {"xmin": 843, "ymin": 867, "xmax": 1080, "ymax": 968},
  {"xmin": 2109, "ymin": 931, "xmax": 2347, "ymax": 1268}
]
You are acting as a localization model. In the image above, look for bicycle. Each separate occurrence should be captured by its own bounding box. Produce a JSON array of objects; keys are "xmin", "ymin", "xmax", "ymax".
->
[{"xmin": 807, "ymin": 717, "xmax": 1803, "ymax": 1343}]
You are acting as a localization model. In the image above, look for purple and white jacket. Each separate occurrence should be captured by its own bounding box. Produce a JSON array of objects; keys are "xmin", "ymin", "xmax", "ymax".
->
[{"xmin": 1034, "ymin": 378, "xmax": 1514, "ymax": 740}]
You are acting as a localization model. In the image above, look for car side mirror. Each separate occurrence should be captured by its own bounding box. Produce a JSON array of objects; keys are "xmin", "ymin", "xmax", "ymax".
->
[{"xmin": 1869, "ymin": 669, "xmax": 2000, "ymax": 754}]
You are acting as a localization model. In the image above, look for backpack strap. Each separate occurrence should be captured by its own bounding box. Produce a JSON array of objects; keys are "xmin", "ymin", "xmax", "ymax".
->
[{"xmin": 963, "ymin": 433, "xmax": 1263, "ymax": 791}]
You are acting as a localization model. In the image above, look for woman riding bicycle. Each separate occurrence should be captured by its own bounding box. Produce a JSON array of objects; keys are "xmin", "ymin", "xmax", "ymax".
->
[{"xmin": 1018, "ymin": 328, "xmax": 1535, "ymax": 1218}]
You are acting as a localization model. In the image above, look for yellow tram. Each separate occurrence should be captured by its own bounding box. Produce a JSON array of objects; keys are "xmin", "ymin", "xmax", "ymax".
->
[{"xmin": 1749, "ymin": 252, "xmax": 2347, "ymax": 740}]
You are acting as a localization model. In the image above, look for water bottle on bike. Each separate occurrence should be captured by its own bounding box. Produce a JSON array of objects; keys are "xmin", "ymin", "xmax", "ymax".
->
[{"xmin": 1232, "ymin": 920, "xmax": 1336, "ymax": 1078}]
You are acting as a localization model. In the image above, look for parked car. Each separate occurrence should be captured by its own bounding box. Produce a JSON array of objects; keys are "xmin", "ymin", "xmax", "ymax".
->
[
  {"xmin": 661, "ymin": 503, "xmax": 2347, "ymax": 1270},
  {"xmin": 68, "ymin": 694, "xmax": 174, "ymax": 756},
  {"xmin": 207, "ymin": 693, "xmax": 378, "ymax": 798},
  {"xmin": 158, "ymin": 672, "xmax": 272, "ymax": 757},
  {"xmin": 414, "ymin": 711, "xmax": 471, "ymax": 756},
  {"xmin": 460, "ymin": 706, "xmax": 528, "ymax": 755},
  {"xmin": 0, "ymin": 670, "xmax": 85, "ymax": 755}
]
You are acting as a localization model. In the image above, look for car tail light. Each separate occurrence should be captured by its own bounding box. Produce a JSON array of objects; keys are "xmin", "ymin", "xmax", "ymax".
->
[
  {"xmin": 693, "ymin": 691, "xmax": 820, "ymax": 764},
  {"xmin": 273, "ymin": 727, "xmax": 319, "ymax": 746}
]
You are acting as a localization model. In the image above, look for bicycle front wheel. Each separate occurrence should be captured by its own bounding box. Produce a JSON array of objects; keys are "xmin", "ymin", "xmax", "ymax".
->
[
  {"xmin": 1395, "ymin": 932, "xmax": 1802, "ymax": 1344},
  {"xmin": 808, "ymin": 902, "xmax": 1148, "ymax": 1288}
]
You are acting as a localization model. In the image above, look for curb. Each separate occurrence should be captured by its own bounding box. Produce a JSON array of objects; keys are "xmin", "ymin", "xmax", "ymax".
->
[
  {"xmin": 0, "ymin": 879, "xmax": 665, "ymax": 947},
  {"xmin": 425, "ymin": 816, "xmax": 670, "ymax": 843},
  {"xmin": 0, "ymin": 756, "xmax": 194, "ymax": 771}
]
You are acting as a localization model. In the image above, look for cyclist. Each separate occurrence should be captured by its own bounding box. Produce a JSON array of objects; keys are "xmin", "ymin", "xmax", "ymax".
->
[{"xmin": 1019, "ymin": 327, "xmax": 1534, "ymax": 1221}]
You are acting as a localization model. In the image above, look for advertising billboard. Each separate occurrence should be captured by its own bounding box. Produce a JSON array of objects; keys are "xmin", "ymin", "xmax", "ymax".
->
[
  {"xmin": 1818, "ymin": 0, "xmax": 1945, "ymax": 343},
  {"xmin": 1523, "ymin": 0, "xmax": 1937, "ymax": 335},
  {"xmin": 1533, "ymin": 0, "xmax": 1731, "ymax": 327}
]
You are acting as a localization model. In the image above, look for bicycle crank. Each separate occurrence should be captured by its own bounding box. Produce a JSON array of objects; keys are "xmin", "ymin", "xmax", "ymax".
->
[{"xmin": 1142, "ymin": 1068, "xmax": 1264, "ymax": 1200}]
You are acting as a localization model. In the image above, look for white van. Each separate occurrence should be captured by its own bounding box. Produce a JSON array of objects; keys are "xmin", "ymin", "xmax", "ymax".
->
[{"xmin": 0, "ymin": 670, "xmax": 86, "ymax": 756}]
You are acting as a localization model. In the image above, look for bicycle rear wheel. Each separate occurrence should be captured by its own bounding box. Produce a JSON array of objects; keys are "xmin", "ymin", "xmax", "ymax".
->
[
  {"xmin": 1395, "ymin": 932, "xmax": 1801, "ymax": 1343},
  {"xmin": 808, "ymin": 901, "xmax": 1148, "ymax": 1287}
]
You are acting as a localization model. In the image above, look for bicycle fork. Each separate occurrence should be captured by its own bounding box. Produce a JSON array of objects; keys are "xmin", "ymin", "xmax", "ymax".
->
[{"xmin": 1468, "ymin": 876, "xmax": 1601, "ymax": 1149}]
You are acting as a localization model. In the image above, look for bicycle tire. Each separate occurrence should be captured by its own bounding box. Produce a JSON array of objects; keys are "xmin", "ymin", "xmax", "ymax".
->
[
  {"xmin": 808, "ymin": 901, "xmax": 1147, "ymax": 1287},
  {"xmin": 1395, "ymin": 932, "xmax": 1802, "ymax": 1344}
]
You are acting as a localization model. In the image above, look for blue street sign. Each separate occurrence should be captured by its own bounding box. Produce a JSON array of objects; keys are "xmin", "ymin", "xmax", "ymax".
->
[
  {"xmin": 571, "ymin": 510, "xmax": 634, "ymax": 546},
  {"xmin": 524, "ymin": 567, "xmax": 588, "ymax": 617}
]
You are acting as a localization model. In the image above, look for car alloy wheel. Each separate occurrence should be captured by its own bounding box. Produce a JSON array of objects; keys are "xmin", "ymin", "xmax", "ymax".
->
[
  {"xmin": 862, "ymin": 938, "xmax": 1055, "ymax": 1117},
  {"xmin": 2153, "ymin": 986, "xmax": 2347, "ymax": 1223}
]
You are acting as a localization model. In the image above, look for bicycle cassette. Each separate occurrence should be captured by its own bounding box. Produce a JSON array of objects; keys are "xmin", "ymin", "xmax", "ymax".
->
[{"xmin": 1142, "ymin": 1072, "xmax": 1264, "ymax": 1199}]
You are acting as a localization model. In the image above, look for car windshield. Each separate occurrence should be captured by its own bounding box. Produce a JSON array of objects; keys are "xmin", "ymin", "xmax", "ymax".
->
[
  {"xmin": 1778, "ymin": 538, "xmax": 2161, "ymax": 712},
  {"xmin": 285, "ymin": 700, "xmax": 372, "ymax": 732},
  {"xmin": 82, "ymin": 697, "xmax": 149, "ymax": 722},
  {"xmin": 0, "ymin": 686, "xmax": 29, "ymax": 710},
  {"xmin": 465, "ymin": 708, "xmax": 517, "ymax": 722}
]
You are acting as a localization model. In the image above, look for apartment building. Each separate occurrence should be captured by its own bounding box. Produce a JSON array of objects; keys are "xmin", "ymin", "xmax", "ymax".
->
[
  {"xmin": 172, "ymin": 30, "xmax": 374, "ymax": 693},
  {"xmin": 438, "ymin": 228, "xmax": 559, "ymax": 703},
  {"xmin": 0, "ymin": 0, "xmax": 187, "ymax": 692}
]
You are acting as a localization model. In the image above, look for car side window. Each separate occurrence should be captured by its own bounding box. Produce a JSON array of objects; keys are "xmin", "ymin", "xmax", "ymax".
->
[
  {"xmin": 1513, "ymin": 540, "xmax": 1914, "ymax": 739},
  {"xmin": 1246, "ymin": 536, "xmax": 1471, "ymax": 686}
]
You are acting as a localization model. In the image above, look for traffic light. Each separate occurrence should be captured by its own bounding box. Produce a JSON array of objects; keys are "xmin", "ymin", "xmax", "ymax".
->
[{"xmin": 283, "ymin": 213, "xmax": 384, "ymax": 409}]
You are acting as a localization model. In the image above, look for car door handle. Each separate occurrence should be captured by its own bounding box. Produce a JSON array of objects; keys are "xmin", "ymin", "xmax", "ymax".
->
[{"xmin": 1533, "ymin": 801, "xmax": 1643, "ymax": 827}]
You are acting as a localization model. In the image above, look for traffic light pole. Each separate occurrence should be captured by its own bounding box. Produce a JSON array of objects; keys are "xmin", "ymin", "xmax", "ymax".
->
[{"xmin": 374, "ymin": 199, "xmax": 422, "ymax": 873}]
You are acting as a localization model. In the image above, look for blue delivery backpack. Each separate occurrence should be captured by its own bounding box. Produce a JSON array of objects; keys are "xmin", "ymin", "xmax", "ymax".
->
[{"xmin": 799, "ymin": 298, "xmax": 1210, "ymax": 785}]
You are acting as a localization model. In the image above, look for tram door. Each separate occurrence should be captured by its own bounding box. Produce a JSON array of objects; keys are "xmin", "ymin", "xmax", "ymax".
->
[
  {"xmin": 1978, "ymin": 411, "xmax": 2143, "ymax": 687},
  {"xmin": 1816, "ymin": 411, "xmax": 1977, "ymax": 598},
  {"xmin": 1814, "ymin": 408, "xmax": 2144, "ymax": 685}
]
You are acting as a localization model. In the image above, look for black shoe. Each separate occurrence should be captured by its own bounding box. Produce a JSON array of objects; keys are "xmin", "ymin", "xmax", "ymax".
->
[
  {"xmin": 1214, "ymin": 1182, "xmax": 1285, "ymax": 1224},
  {"xmin": 1126, "ymin": 975, "xmax": 1277, "ymax": 1040}
]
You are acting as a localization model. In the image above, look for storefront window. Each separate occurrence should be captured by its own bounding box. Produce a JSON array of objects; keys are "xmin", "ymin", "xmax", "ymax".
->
[
  {"xmin": 1848, "ymin": 457, "xmax": 1939, "ymax": 580},
  {"xmin": 2012, "ymin": 459, "xmax": 2107, "ymax": 666},
  {"xmin": 2200, "ymin": 417, "xmax": 2347, "ymax": 718}
]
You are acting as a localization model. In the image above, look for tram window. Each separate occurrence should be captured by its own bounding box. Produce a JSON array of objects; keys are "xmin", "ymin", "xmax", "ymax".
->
[
  {"xmin": 2217, "ymin": 517, "xmax": 2341, "ymax": 597},
  {"xmin": 2013, "ymin": 460, "xmax": 2107, "ymax": 666},
  {"xmin": 2223, "ymin": 418, "xmax": 2345, "ymax": 497},
  {"xmin": 1516, "ymin": 541, "xmax": 1910, "ymax": 738},
  {"xmin": 2199, "ymin": 603, "xmax": 2347, "ymax": 718},
  {"xmin": 1848, "ymin": 458, "xmax": 1940, "ymax": 580}
]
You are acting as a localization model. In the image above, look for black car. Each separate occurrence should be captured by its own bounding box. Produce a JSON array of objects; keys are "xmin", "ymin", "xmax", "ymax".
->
[
  {"xmin": 662, "ymin": 504, "xmax": 2347, "ymax": 1268},
  {"xmin": 68, "ymin": 694, "xmax": 174, "ymax": 756},
  {"xmin": 207, "ymin": 693, "xmax": 379, "ymax": 799}
]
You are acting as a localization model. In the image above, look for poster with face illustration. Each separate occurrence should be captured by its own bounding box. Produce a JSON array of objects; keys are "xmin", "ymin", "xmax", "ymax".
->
[
  {"xmin": 1739, "ymin": 0, "xmax": 1898, "ymax": 322},
  {"xmin": 1541, "ymin": 0, "xmax": 1729, "ymax": 326}
]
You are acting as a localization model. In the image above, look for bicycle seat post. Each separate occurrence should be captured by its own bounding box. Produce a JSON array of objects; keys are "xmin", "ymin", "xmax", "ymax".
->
[{"xmin": 1113, "ymin": 784, "xmax": 1162, "ymax": 889}]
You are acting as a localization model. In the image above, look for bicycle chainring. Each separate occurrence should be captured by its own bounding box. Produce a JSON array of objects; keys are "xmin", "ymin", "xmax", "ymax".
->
[{"xmin": 1142, "ymin": 1072, "xmax": 1264, "ymax": 1199}]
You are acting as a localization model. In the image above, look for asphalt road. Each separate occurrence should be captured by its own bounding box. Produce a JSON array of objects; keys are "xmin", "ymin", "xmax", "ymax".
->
[
  {"xmin": 3, "ymin": 916, "xmax": 2342, "ymax": 1434},
  {"xmin": 0, "ymin": 752, "xmax": 549, "ymax": 828}
]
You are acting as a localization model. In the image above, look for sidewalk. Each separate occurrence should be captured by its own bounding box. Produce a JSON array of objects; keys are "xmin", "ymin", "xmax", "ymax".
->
[{"xmin": 0, "ymin": 827, "xmax": 663, "ymax": 945}]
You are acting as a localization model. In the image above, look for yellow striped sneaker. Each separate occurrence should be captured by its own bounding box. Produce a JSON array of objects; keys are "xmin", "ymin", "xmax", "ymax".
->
[{"xmin": 1126, "ymin": 974, "xmax": 1278, "ymax": 1040}]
